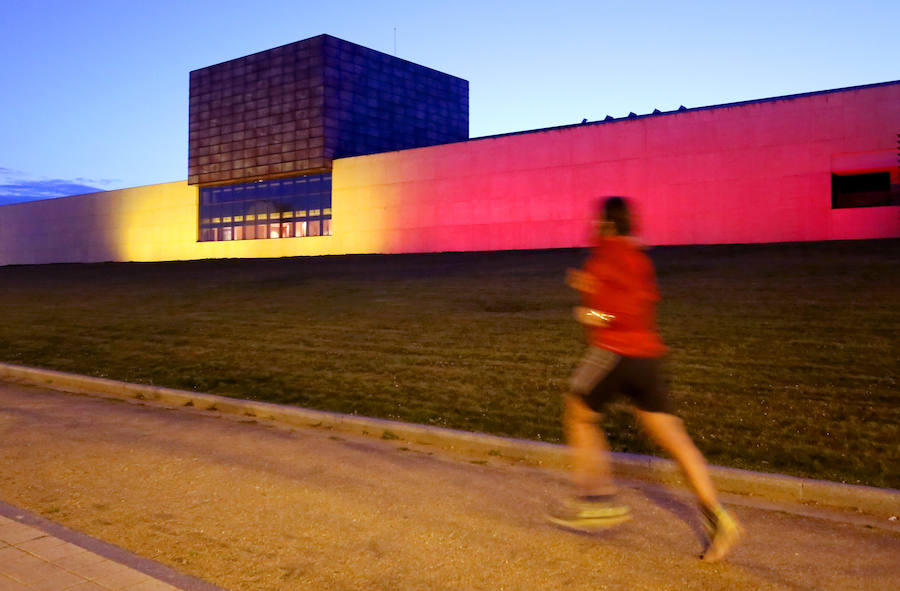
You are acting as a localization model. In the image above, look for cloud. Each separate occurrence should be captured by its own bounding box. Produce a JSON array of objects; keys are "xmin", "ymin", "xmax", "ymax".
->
[{"xmin": 0, "ymin": 168, "xmax": 116, "ymax": 206}]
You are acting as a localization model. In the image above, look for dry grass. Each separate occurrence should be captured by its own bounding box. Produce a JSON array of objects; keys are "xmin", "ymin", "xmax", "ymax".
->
[{"xmin": 1, "ymin": 240, "xmax": 897, "ymax": 487}]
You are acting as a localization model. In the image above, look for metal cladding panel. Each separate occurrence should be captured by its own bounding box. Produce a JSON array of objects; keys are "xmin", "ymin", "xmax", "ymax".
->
[
  {"xmin": 321, "ymin": 35, "xmax": 468, "ymax": 159},
  {"xmin": 188, "ymin": 35, "xmax": 468, "ymax": 186},
  {"xmin": 188, "ymin": 36, "xmax": 327, "ymax": 185}
]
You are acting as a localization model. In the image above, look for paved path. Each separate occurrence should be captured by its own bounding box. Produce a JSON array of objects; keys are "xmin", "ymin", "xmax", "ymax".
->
[{"xmin": 0, "ymin": 381, "xmax": 898, "ymax": 591}]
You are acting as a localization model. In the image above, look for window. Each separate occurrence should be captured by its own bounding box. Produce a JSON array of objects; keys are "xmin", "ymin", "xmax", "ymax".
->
[
  {"xmin": 198, "ymin": 173, "xmax": 332, "ymax": 241},
  {"xmin": 831, "ymin": 171, "xmax": 898, "ymax": 209}
]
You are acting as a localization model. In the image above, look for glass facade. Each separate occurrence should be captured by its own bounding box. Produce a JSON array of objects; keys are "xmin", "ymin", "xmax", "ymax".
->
[{"xmin": 199, "ymin": 174, "xmax": 332, "ymax": 241}]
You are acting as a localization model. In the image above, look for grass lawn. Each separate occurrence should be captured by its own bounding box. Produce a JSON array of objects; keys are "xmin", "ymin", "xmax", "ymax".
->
[{"xmin": 1, "ymin": 239, "xmax": 897, "ymax": 488}]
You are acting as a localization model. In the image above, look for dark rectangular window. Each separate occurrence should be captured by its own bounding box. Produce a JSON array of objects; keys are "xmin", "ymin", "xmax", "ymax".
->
[
  {"xmin": 831, "ymin": 172, "xmax": 897, "ymax": 209},
  {"xmin": 199, "ymin": 173, "xmax": 332, "ymax": 241}
]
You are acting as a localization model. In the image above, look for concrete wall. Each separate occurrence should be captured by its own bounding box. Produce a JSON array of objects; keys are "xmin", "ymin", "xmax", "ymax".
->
[
  {"xmin": 0, "ymin": 182, "xmax": 198, "ymax": 265},
  {"xmin": 335, "ymin": 81, "xmax": 900, "ymax": 252},
  {"xmin": 0, "ymin": 180, "xmax": 378, "ymax": 265},
  {"xmin": 1, "ymin": 82, "xmax": 897, "ymax": 266}
]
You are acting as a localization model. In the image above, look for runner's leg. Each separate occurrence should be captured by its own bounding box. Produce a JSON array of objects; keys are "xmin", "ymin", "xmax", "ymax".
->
[
  {"xmin": 633, "ymin": 410, "xmax": 718, "ymax": 510},
  {"xmin": 634, "ymin": 409, "xmax": 743, "ymax": 561},
  {"xmin": 564, "ymin": 393, "xmax": 617, "ymax": 497}
]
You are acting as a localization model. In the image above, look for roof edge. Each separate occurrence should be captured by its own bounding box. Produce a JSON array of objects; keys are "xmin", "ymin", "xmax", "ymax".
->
[{"xmin": 470, "ymin": 79, "xmax": 900, "ymax": 142}]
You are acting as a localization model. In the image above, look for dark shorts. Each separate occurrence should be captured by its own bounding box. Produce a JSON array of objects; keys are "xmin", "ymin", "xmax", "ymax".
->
[{"xmin": 569, "ymin": 347, "xmax": 673, "ymax": 414}]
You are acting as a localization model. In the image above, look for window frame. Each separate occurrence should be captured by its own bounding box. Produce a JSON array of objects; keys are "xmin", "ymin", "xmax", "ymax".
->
[{"xmin": 198, "ymin": 173, "xmax": 333, "ymax": 242}]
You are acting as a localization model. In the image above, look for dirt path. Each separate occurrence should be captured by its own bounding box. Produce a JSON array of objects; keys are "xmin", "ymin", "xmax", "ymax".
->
[{"xmin": 1, "ymin": 382, "xmax": 898, "ymax": 591}]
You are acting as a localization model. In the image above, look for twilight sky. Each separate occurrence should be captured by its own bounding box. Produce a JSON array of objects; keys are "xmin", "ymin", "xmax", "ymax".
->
[{"xmin": 0, "ymin": 0, "xmax": 896, "ymax": 205}]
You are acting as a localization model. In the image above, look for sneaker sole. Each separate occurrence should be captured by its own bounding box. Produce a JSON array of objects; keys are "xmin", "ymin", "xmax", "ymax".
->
[{"xmin": 547, "ymin": 512, "xmax": 633, "ymax": 532}]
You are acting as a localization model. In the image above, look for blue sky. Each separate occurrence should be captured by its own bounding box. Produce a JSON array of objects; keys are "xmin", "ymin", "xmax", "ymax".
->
[{"xmin": 1, "ymin": 0, "xmax": 896, "ymax": 205}]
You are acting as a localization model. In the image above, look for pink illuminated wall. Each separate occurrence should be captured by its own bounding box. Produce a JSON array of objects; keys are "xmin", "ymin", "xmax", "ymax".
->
[{"xmin": 334, "ymin": 81, "xmax": 900, "ymax": 253}]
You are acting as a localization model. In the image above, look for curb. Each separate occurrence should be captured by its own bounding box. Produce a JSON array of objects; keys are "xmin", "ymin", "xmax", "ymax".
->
[{"xmin": 2, "ymin": 362, "xmax": 898, "ymax": 520}]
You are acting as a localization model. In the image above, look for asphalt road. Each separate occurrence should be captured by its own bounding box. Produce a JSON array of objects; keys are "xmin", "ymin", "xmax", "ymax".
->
[{"xmin": 1, "ymin": 382, "xmax": 898, "ymax": 591}]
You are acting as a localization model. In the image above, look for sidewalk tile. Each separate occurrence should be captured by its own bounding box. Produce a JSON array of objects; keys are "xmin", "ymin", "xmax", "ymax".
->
[
  {"xmin": 0, "ymin": 574, "xmax": 30, "ymax": 591},
  {"xmin": 0, "ymin": 522, "xmax": 44, "ymax": 545},
  {"xmin": 17, "ymin": 564, "xmax": 85, "ymax": 591},
  {"xmin": 65, "ymin": 583, "xmax": 111, "ymax": 591},
  {"xmin": 90, "ymin": 563, "xmax": 153, "ymax": 590},
  {"xmin": 0, "ymin": 551, "xmax": 44, "ymax": 581},
  {"xmin": 17, "ymin": 535, "xmax": 77, "ymax": 562},
  {"xmin": 0, "ymin": 546, "xmax": 30, "ymax": 568},
  {"xmin": 75, "ymin": 560, "xmax": 149, "ymax": 590},
  {"xmin": 53, "ymin": 549, "xmax": 106, "ymax": 571},
  {"xmin": 124, "ymin": 579, "xmax": 180, "ymax": 591}
]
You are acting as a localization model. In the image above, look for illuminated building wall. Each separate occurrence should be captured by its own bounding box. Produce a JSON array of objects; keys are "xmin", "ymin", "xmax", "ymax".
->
[
  {"xmin": 334, "ymin": 80, "xmax": 900, "ymax": 252},
  {"xmin": 0, "ymin": 81, "xmax": 897, "ymax": 266},
  {"xmin": 0, "ymin": 179, "xmax": 377, "ymax": 265}
]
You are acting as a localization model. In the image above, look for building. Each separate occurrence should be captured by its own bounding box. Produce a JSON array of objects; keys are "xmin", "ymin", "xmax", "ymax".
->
[{"xmin": 0, "ymin": 35, "xmax": 897, "ymax": 266}]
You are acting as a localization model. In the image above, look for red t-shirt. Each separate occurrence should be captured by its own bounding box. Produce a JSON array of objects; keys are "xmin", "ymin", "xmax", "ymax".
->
[{"xmin": 579, "ymin": 236, "xmax": 667, "ymax": 358}]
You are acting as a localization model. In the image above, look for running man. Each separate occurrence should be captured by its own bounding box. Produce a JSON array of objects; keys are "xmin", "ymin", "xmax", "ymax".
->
[{"xmin": 548, "ymin": 196, "xmax": 743, "ymax": 562}]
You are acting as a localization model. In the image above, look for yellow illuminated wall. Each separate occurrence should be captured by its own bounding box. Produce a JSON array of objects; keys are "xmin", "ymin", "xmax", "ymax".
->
[
  {"xmin": 0, "ymin": 172, "xmax": 393, "ymax": 265},
  {"xmin": 0, "ymin": 182, "xmax": 196, "ymax": 265}
]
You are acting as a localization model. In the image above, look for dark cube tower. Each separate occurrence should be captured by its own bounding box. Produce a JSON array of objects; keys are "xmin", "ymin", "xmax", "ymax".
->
[{"xmin": 188, "ymin": 34, "xmax": 468, "ymax": 186}]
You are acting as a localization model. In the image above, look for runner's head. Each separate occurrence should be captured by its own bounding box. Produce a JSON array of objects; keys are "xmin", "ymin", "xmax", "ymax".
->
[{"xmin": 601, "ymin": 196, "xmax": 632, "ymax": 236}]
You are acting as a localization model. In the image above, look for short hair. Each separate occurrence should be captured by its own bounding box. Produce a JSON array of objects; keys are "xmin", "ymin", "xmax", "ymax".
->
[{"xmin": 602, "ymin": 196, "xmax": 632, "ymax": 236}]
